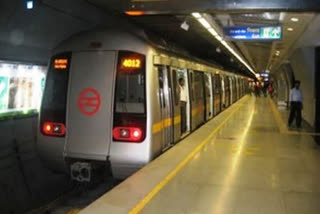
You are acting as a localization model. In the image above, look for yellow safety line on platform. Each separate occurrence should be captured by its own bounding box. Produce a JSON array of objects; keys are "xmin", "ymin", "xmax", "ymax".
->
[
  {"xmin": 128, "ymin": 96, "xmax": 249, "ymax": 214},
  {"xmin": 268, "ymin": 97, "xmax": 320, "ymax": 136}
]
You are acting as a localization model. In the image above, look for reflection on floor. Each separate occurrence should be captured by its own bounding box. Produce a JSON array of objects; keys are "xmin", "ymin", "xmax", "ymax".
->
[{"xmin": 140, "ymin": 97, "xmax": 320, "ymax": 214}]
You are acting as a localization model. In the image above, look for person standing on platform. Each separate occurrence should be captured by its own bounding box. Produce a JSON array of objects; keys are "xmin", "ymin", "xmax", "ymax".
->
[
  {"xmin": 254, "ymin": 82, "xmax": 261, "ymax": 97},
  {"xmin": 288, "ymin": 80, "xmax": 303, "ymax": 128},
  {"xmin": 179, "ymin": 78, "xmax": 187, "ymax": 134}
]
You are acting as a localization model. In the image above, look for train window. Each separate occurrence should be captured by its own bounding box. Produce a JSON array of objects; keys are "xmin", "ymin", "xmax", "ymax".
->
[
  {"xmin": 158, "ymin": 68, "xmax": 165, "ymax": 108},
  {"xmin": 40, "ymin": 52, "xmax": 71, "ymax": 135},
  {"xmin": 115, "ymin": 51, "xmax": 146, "ymax": 114},
  {"xmin": 194, "ymin": 72, "xmax": 204, "ymax": 100},
  {"xmin": 172, "ymin": 69, "xmax": 179, "ymax": 106}
]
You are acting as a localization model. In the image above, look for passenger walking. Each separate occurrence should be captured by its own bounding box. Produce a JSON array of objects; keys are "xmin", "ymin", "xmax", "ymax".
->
[
  {"xmin": 268, "ymin": 83, "xmax": 274, "ymax": 97},
  {"xmin": 262, "ymin": 83, "xmax": 268, "ymax": 97},
  {"xmin": 254, "ymin": 82, "xmax": 261, "ymax": 97},
  {"xmin": 179, "ymin": 78, "xmax": 187, "ymax": 134},
  {"xmin": 288, "ymin": 80, "xmax": 303, "ymax": 128}
]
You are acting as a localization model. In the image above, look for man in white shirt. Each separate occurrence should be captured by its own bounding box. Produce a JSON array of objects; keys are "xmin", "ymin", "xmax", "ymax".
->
[
  {"xmin": 179, "ymin": 78, "xmax": 187, "ymax": 134},
  {"xmin": 288, "ymin": 80, "xmax": 303, "ymax": 128}
]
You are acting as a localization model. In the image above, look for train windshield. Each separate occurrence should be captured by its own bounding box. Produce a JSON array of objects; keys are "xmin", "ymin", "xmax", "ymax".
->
[
  {"xmin": 115, "ymin": 51, "xmax": 146, "ymax": 114},
  {"xmin": 40, "ymin": 52, "xmax": 71, "ymax": 127}
]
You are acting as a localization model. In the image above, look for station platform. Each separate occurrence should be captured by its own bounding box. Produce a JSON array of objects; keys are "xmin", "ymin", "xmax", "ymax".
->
[{"xmin": 80, "ymin": 96, "xmax": 320, "ymax": 214}]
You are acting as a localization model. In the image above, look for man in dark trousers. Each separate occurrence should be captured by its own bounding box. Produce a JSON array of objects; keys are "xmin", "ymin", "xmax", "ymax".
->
[
  {"xmin": 179, "ymin": 78, "xmax": 187, "ymax": 134},
  {"xmin": 288, "ymin": 80, "xmax": 303, "ymax": 128}
]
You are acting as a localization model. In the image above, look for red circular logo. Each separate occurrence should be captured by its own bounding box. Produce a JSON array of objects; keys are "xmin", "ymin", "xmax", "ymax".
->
[{"xmin": 78, "ymin": 88, "xmax": 101, "ymax": 116}]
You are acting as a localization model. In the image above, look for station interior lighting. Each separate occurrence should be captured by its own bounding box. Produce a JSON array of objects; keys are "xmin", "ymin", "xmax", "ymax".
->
[
  {"xmin": 26, "ymin": 0, "xmax": 34, "ymax": 10},
  {"xmin": 291, "ymin": 17, "xmax": 299, "ymax": 22},
  {"xmin": 287, "ymin": 27, "xmax": 294, "ymax": 31},
  {"xmin": 191, "ymin": 12, "xmax": 256, "ymax": 76}
]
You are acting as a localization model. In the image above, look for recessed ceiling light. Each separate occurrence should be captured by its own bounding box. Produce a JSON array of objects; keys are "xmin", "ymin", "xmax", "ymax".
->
[
  {"xmin": 287, "ymin": 27, "xmax": 294, "ymax": 31},
  {"xmin": 291, "ymin": 17, "xmax": 299, "ymax": 22}
]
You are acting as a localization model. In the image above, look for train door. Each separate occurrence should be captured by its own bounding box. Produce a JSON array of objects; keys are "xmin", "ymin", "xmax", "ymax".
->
[
  {"xmin": 176, "ymin": 69, "xmax": 191, "ymax": 137},
  {"xmin": 189, "ymin": 70, "xmax": 197, "ymax": 130},
  {"xmin": 238, "ymin": 79, "xmax": 241, "ymax": 97},
  {"xmin": 224, "ymin": 76, "xmax": 230, "ymax": 107},
  {"xmin": 204, "ymin": 73, "xmax": 213, "ymax": 120},
  {"xmin": 158, "ymin": 66, "xmax": 173, "ymax": 148},
  {"xmin": 232, "ymin": 78, "xmax": 237, "ymax": 103},
  {"xmin": 221, "ymin": 76, "xmax": 225, "ymax": 109},
  {"xmin": 229, "ymin": 77, "xmax": 233, "ymax": 104},
  {"xmin": 213, "ymin": 73, "xmax": 221, "ymax": 115},
  {"xmin": 195, "ymin": 71, "xmax": 206, "ymax": 127},
  {"xmin": 169, "ymin": 68, "xmax": 181, "ymax": 143},
  {"xmin": 65, "ymin": 51, "xmax": 116, "ymax": 159}
]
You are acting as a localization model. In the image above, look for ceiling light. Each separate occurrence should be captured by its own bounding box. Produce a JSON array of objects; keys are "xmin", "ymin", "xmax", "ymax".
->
[
  {"xmin": 264, "ymin": 12, "xmax": 272, "ymax": 20},
  {"xmin": 191, "ymin": 12, "xmax": 256, "ymax": 75},
  {"xmin": 287, "ymin": 27, "xmax": 294, "ymax": 31},
  {"xmin": 221, "ymin": 40, "xmax": 228, "ymax": 47},
  {"xmin": 291, "ymin": 17, "xmax": 299, "ymax": 22},
  {"xmin": 208, "ymin": 28, "xmax": 218, "ymax": 36},
  {"xmin": 192, "ymin": 12, "xmax": 202, "ymax": 18},
  {"xmin": 198, "ymin": 18, "xmax": 211, "ymax": 29},
  {"xmin": 26, "ymin": 0, "xmax": 34, "ymax": 9},
  {"xmin": 215, "ymin": 35, "xmax": 223, "ymax": 41},
  {"xmin": 180, "ymin": 21, "xmax": 189, "ymax": 31}
]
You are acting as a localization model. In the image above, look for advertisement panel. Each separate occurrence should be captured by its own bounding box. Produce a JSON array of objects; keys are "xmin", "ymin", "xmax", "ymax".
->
[
  {"xmin": 0, "ymin": 76, "xmax": 9, "ymax": 111},
  {"xmin": 0, "ymin": 62, "xmax": 47, "ymax": 118}
]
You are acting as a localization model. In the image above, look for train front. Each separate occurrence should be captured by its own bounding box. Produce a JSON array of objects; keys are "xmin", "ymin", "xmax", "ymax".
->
[{"xmin": 37, "ymin": 33, "xmax": 150, "ymax": 181}]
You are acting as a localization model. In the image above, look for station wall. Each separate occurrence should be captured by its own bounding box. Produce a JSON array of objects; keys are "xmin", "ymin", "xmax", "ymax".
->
[
  {"xmin": 289, "ymin": 47, "xmax": 316, "ymax": 126},
  {"xmin": 0, "ymin": 115, "xmax": 70, "ymax": 214}
]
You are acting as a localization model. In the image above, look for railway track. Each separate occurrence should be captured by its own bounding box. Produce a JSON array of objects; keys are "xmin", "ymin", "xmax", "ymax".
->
[{"xmin": 28, "ymin": 176, "xmax": 120, "ymax": 214}]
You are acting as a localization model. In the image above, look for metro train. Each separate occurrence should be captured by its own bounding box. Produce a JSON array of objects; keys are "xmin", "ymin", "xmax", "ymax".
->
[{"xmin": 37, "ymin": 28, "xmax": 249, "ymax": 181}]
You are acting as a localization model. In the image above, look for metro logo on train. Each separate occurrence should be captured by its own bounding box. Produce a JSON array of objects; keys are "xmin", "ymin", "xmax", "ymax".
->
[{"xmin": 78, "ymin": 88, "xmax": 101, "ymax": 116}]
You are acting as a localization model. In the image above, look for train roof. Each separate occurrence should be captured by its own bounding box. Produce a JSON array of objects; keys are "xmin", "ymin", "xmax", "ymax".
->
[{"xmin": 54, "ymin": 27, "xmax": 248, "ymax": 77}]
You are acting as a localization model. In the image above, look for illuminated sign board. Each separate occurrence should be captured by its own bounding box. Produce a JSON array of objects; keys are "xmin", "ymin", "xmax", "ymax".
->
[
  {"xmin": 54, "ymin": 59, "xmax": 68, "ymax": 69},
  {"xmin": 0, "ymin": 62, "xmax": 47, "ymax": 118},
  {"xmin": 224, "ymin": 26, "xmax": 282, "ymax": 41},
  {"xmin": 121, "ymin": 58, "xmax": 142, "ymax": 69}
]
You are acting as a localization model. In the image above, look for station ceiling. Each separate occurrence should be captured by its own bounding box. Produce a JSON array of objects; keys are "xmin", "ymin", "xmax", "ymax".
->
[{"xmin": 0, "ymin": 0, "xmax": 319, "ymax": 78}]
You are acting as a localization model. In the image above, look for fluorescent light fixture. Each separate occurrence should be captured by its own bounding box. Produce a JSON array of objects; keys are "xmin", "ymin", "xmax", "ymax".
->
[
  {"xmin": 221, "ymin": 41, "xmax": 228, "ymax": 47},
  {"xmin": 291, "ymin": 17, "xmax": 299, "ymax": 22},
  {"xmin": 26, "ymin": 0, "xmax": 33, "ymax": 9},
  {"xmin": 208, "ymin": 28, "xmax": 218, "ymax": 36},
  {"xmin": 287, "ymin": 27, "xmax": 294, "ymax": 31},
  {"xmin": 191, "ymin": 12, "xmax": 256, "ymax": 75},
  {"xmin": 264, "ymin": 12, "xmax": 272, "ymax": 20},
  {"xmin": 192, "ymin": 12, "xmax": 202, "ymax": 18},
  {"xmin": 215, "ymin": 35, "xmax": 223, "ymax": 41},
  {"xmin": 198, "ymin": 18, "xmax": 211, "ymax": 29}
]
